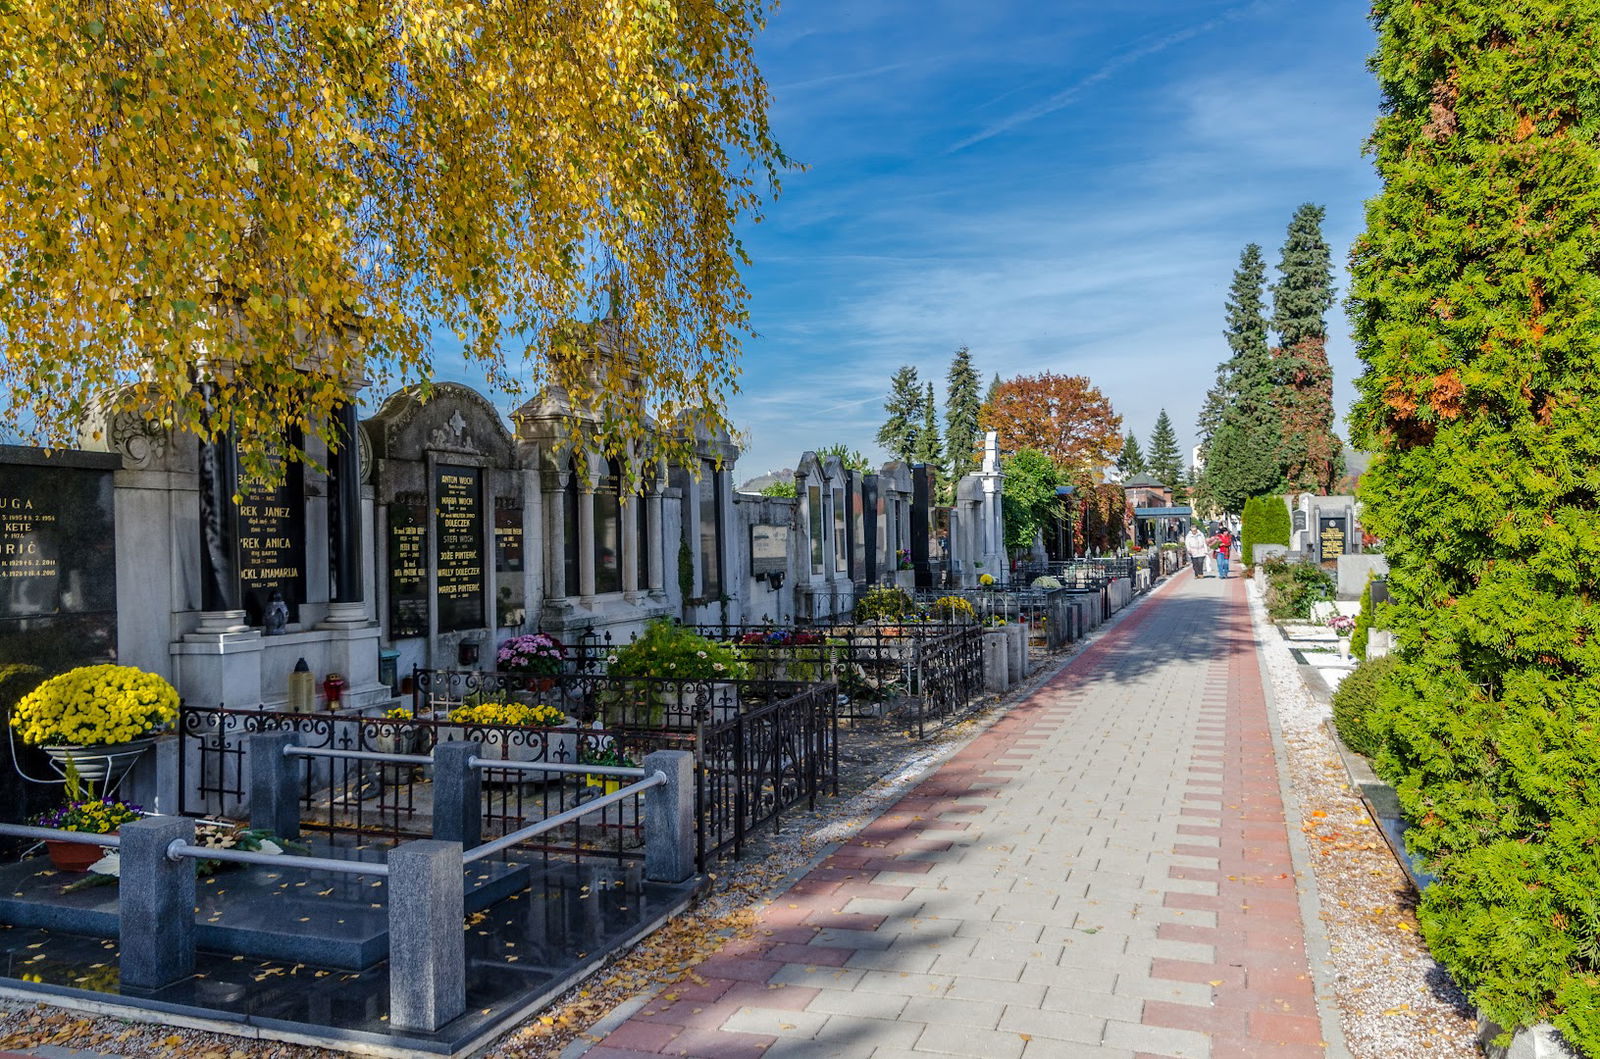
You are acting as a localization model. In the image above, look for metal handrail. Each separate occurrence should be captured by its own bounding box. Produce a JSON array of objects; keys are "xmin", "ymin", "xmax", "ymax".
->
[
  {"xmin": 465, "ymin": 756, "xmax": 645, "ymax": 779},
  {"xmin": 0, "ymin": 823, "xmax": 120, "ymax": 847},
  {"xmin": 284, "ymin": 745, "xmax": 432, "ymax": 766},
  {"xmin": 164, "ymin": 841, "xmax": 390, "ymax": 877},
  {"xmin": 462, "ymin": 771, "xmax": 666, "ymax": 865}
]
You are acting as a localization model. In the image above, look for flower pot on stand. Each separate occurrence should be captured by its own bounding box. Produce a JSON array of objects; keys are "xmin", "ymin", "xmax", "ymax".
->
[
  {"xmin": 41, "ymin": 737, "xmax": 158, "ymax": 789},
  {"xmin": 45, "ymin": 838, "xmax": 112, "ymax": 873},
  {"xmin": 1337, "ymin": 635, "xmax": 1351, "ymax": 663}
]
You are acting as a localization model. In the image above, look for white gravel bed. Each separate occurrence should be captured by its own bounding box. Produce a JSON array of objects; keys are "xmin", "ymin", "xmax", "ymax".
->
[{"xmin": 1248, "ymin": 579, "xmax": 1479, "ymax": 1058}]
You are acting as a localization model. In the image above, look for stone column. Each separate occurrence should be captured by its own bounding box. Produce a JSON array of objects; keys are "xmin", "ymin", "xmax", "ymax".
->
[
  {"xmin": 387, "ymin": 839, "xmax": 466, "ymax": 1032},
  {"xmin": 577, "ymin": 472, "xmax": 596, "ymax": 604},
  {"xmin": 248, "ymin": 731, "xmax": 301, "ymax": 840},
  {"xmin": 432, "ymin": 740, "xmax": 482, "ymax": 850},
  {"xmin": 621, "ymin": 494, "xmax": 641, "ymax": 601},
  {"xmin": 324, "ymin": 401, "xmax": 366, "ymax": 625},
  {"xmin": 645, "ymin": 484, "xmax": 666, "ymax": 596},
  {"xmin": 642, "ymin": 750, "xmax": 695, "ymax": 883},
  {"xmin": 546, "ymin": 469, "xmax": 568, "ymax": 599},
  {"xmin": 197, "ymin": 428, "xmax": 247, "ymax": 633},
  {"xmin": 119, "ymin": 815, "xmax": 197, "ymax": 990}
]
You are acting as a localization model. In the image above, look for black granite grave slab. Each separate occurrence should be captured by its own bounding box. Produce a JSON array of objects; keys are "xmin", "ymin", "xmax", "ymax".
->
[
  {"xmin": 0, "ymin": 836, "xmax": 529, "ymax": 970},
  {"xmin": 0, "ymin": 859, "xmax": 700, "ymax": 1057}
]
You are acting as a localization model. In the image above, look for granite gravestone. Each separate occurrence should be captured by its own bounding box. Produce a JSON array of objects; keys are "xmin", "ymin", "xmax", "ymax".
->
[
  {"xmin": 1318, "ymin": 516, "xmax": 1348, "ymax": 564},
  {"xmin": 0, "ymin": 447, "xmax": 121, "ymax": 825},
  {"xmin": 236, "ymin": 453, "xmax": 307, "ymax": 627}
]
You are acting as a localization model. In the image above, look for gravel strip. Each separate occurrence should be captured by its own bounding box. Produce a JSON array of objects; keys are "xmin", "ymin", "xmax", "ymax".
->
[{"xmin": 1246, "ymin": 577, "xmax": 1480, "ymax": 1058}]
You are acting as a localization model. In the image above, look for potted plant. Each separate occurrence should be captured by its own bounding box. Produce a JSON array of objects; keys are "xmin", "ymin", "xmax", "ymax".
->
[
  {"xmin": 607, "ymin": 621, "xmax": 744, "ymax": 726},
  {"xmin": 579, "ymin": 744, "xmax": 641, "ymax": 795},
  {"xmin": 369, "ymin": 706, "xmax": 423, "ymax": 756},
  {"xmin": 36, "ymin": 762, "xmax": 144, "ymax": 872},
  {"xmin": 1328, "ymin": 613, "xmax": 1357, "ymax": 661},
  {"xmin": 10, "ymin": 664, "xmax": 179, "ymax": 785},
  {"xmin": 445, "ymin": 699, "xmax": 574, "ymax": 768},
  {"xmin": 495, "ymin": 633, "xmax": 566, "ymax": 690},
  {"xmin": 928, "ymin": 595, "xmax": 977, "ymax": 623},
  {"xmin": 853, "ymin": 586, "xmax": 915, "ymax": 630}
]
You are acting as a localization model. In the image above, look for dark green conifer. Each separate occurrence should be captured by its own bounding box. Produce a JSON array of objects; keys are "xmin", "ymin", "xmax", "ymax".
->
[
  {"xmin": 875, "ymin": 365, "xmax": 922, "ymax": 463},
  {"xmin": 1349, "ymin": 6, "xmax": 1600, "ymax": 1048},
  {"xmin": 944, "ymin": 346, "xmax": 982, "ymax": 482}
]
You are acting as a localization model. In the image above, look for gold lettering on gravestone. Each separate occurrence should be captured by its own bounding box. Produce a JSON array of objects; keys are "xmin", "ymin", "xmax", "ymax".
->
[
  {"xmin": 237, "ymin": 471, "xmax": 303, "ymax": 591},
  {"xmin": 435, "ymin": 466, "xmax": 484, "ymax": 632},
  {"xmin": 1320, "ymin": 522, "xmax": 1346, "ymax": 560},
  {"xmin": 0, "ymin": 494, "xmax": 58, "ymax": 579}
]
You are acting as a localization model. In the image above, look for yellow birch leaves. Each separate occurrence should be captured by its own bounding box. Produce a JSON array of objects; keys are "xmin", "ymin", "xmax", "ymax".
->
[{"xmin": 0, "ymin": 1, "xmax": 785, "ymax": 476}]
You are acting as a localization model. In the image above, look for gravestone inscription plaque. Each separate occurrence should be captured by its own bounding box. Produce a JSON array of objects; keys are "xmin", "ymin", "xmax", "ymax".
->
[
  {"xmin": 0, "ymin": 448, "xmax": 119, "ymax": 668},
  {"xmin": 494, "ymin": 497, "xmax": 525, "ymax": 628},
  {"xmin": 237, "ymin": 456, "xmax": 306, "ymax": 626},
  {"xmin": 435, "ymin": 465, "xmax": 484, "ymax": 633},
  {"xmin": 387, "ymin": 492, "xmax": 428, "ymax": 640},
  {"xmin": 1318, "ymin": 517, "xmax": 1348, "ymax": 563}
]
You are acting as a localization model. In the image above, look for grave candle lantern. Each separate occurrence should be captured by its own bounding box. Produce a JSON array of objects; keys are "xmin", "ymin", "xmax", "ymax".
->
[
  {"xmin": 322, "ymin": 672, "xmax": 347, "ymax": 707},
  {"xmin": 287, "ymin": 658, "xmax": 315, "ymax": 714}
]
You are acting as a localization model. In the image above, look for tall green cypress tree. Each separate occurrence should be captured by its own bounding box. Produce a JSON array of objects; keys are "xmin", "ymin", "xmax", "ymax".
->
[
  {"xmin": 1271, "ymin": 203, "xmax": 1342, "ymax": 493},
  {"xmin": 1350, "ymin": 6, "xmax": 1600, "ymax": 1049},
  {"xmin": 944, "ymin": 345, "xmax": 982, "ymax": 482},
  {"xmin": 1116, "ymin": 432, "xmax": 1146, "ymax": 479},
  {"xmin": 913, "ymin": 381, "xmax": 942, "ymax": 466},
  {"xmin": 985, "ymin": 372, "xmax": 1001, "ymax": 407},
  {"xmin": 875, "ymin": 365, "xmax": 922, "ymax": 462},
  {"xmin": 1199, "ymin": 244, "xmax": 1281, "ymax": 512},
  {"xmin": 1146, "ymin": 410, "xmax": 1183, "ymax": 490}
]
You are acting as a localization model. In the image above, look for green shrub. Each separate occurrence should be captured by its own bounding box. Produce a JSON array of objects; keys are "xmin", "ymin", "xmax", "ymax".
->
[
  {"xmin": 609, "ymin": 620, "xmax": 744, "ymax": 680},
  {"xmin": 853, "ymin": 586, "xmax": 914, "ymax": 623},
  {"xmin": 1241, "ymin": 494, "xmax": 1291, "ymax": 566},
  {"xmin": 1350, "ymin": 575, "xmax": 1374, "ymax": 661},
  {"xmin": 1330, "ymin": 654, "xmax": 1399, "ymax": 758},
  {"xmin": 1261, "ymin": 556, "xmax": 1335, "ymax": 621}
]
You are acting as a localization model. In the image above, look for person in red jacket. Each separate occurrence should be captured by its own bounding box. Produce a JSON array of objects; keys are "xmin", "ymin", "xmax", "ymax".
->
[{"xmin": 1211, "ymin": 529, "xmax": 1234, "ymax": 579}]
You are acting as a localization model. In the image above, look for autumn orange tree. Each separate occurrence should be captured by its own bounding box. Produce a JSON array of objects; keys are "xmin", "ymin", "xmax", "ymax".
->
[
  {"xmin": 0, "ymin": 1, "xmax": 785, "ymax": 474},
  {"xmin": 979, "ymin": 372, "xmax": 1121, "ymax": 474}
]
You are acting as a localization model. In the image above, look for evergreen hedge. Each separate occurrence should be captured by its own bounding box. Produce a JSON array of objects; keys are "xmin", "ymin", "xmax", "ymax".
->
[
  {"xmin": 1331, "ymin": 654, "xmax": 1399, "ymax": 759},
  {"xmin": 1240, "ymin": 495, "xmax": 1290, "ymax": 566},
  {"xmin": 1349, "ymin": 3, "xmax": 1600, "ymax": 1048}
]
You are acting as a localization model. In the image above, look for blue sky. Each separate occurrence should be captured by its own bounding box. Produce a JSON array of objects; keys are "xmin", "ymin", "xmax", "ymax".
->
[{"xmin": 726, "ymin": 0, "xmax": 1381, "ymax": 480}]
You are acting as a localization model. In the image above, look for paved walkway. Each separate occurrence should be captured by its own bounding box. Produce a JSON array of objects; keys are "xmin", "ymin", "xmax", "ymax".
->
[{"xmin": 587, "ymin": 572, "xmax": 1333, "ymax": 1059}]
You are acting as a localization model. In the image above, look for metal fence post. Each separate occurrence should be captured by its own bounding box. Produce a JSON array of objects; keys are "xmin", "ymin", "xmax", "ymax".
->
[
  {"xmin": 642, "ymin": 750, "xmax": 695, "ymax": 883},
  {"xmin": 120, "ymin": 815, "xmax": 196, "ymax": 990},
  {"xmin": 248, "ymin": 730, "xmax": 301, "ymax": 839},
  {"xmin": 432, "ymin": 740, "xmax": 482, "ymax": 850},
  {"xmin": 387, "ymin": 839, "xmax": 466, "ymax": 1031}
]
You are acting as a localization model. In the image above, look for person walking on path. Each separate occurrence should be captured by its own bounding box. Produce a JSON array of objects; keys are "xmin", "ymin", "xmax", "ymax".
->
[
  {"xmin": 1184, "ymin": 525, "xmax": 1209, "ymax": 577},
  {"xmin": 584, "ymin": 574, "xmax": 1339, "ymax": 1059},
  {"xmin": 1213, "ymin": 527, "xmax": 1234, "ymax": 579}
]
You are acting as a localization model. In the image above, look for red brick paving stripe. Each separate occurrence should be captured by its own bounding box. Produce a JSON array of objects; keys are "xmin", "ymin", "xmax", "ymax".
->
[{"xmin": 1141, "ymin": 575, "xmax": 1325, "ymax": 1054}]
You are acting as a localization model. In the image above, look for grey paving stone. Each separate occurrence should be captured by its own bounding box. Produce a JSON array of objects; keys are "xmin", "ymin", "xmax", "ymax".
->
[
  {"xmin": 899, "ymin": 994, "xmax": 1005, "ymax": 1029},
  {"xmin": 997, "ymin": 1004, "xmax": 1105, "ymax": 1045},
  {"xmin": 722, "ymin": 1007, "xmax": 832, "ymax": 1038},
  {"xmin": 1102, "ymin": 1018, "xmax": 1212, "ymax": 1058},
  {"xmin": 805, "ymin": 988, "xmax": 909, "ymax": 1018}
]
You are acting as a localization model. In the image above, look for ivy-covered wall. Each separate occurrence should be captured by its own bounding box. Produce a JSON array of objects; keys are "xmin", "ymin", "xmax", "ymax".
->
[{"xmin": 1348, "ymin": 3, "xmax": 1600, "ymax": 1048}]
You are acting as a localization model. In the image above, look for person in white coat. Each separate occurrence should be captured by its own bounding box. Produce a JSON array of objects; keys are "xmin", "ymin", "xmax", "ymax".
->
[{"xmin": 1184, "ymin": 526, "xmax": 1209, "ymax": 577}]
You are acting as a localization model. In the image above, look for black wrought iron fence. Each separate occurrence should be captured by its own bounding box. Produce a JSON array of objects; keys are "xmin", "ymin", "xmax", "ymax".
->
[
  {"xmin": 182, "ymin": 672, "xmax": 840, "ymax": 870},
  {"xmin": 178, "ymin": 705, "xmax": 655, "ymax": 866},
  {"xmin": 688, "ymin": 622, "xmax": 966, "ymax": 721},
  {"xmin": 907, "ymin": 626, "xmax": 986, "ymax": 737},
  {"xmin": 699, "ymin": 683, "xmax": 837, "ymax": 861}
]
